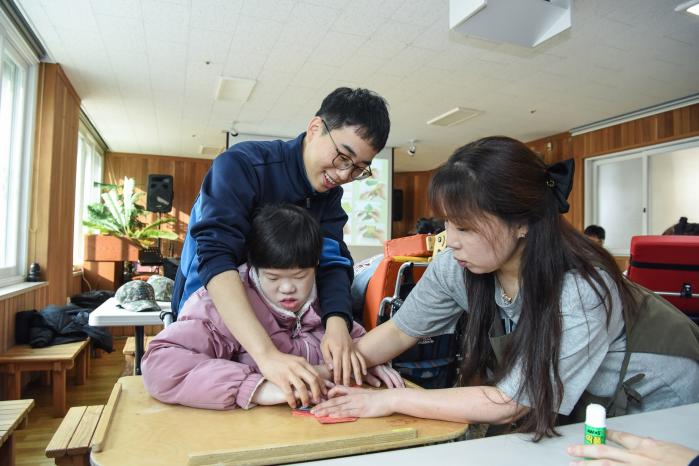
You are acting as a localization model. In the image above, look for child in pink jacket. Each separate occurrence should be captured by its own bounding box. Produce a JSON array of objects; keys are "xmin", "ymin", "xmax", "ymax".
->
[{"xmin": 142, "ymin": 204, "xmax": 402, "ymax": 410}]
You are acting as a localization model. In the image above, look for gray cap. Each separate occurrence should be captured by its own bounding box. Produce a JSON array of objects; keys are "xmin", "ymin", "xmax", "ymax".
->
[
  {"xmin": 147, "ymin": 275, "xmax": 174, "ymax": 301},
  {"xmin": 115, "ymin": 280, "xmax": 160, "ymax": 312}
]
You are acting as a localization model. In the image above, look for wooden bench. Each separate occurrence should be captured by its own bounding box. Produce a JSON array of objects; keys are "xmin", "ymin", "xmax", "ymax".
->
[
  {"xmin": 45, "ymin": 405, "xmax": 104, "ymax": 466},
  {"xmin": 0, "ymin": 399, "xmax": 34, "ymax": 466},
  {"xmin": 0, "ymin": 339, "xmax": 90, "ymax": 417},
  {"xmin": 122, "ymin": 336, "xmax": 153, "ymax": 375}
]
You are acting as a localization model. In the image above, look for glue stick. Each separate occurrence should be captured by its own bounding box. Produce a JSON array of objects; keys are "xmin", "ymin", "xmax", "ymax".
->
[{"xmin": 584, "ymin": 403, "xmax": 606, "ymax": 446}]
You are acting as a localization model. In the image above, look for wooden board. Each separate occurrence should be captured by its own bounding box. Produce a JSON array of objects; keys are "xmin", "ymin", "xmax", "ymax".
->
[
  {"xmin": 90, "ymin": 377, "xmax": 468, "ymax": 466},
  {"xmin": 45, "ymin": 406, "xmax": 86, "ymax": 458},
  {"xmin": 0, "ymin": 399, "xmax": 34, "ymax": 446},
  {"xmin": 0, "ymin": 340, "xmax": 88, "ymax": 363},
  {"xmin": 91, "ymin": 382, "xmax": 122, "ymax": 453}
]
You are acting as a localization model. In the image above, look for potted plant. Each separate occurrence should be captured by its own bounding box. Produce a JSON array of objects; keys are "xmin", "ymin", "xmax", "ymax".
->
[{"xmin": 83, "ymin": 177, "xmax": 178, "ymax": 261}]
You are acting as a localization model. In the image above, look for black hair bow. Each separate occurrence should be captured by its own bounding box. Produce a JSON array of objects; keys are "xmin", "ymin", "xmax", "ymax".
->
[{"xmin": 546, "ymin": 159, "xmax": 575, "ymax": 214}]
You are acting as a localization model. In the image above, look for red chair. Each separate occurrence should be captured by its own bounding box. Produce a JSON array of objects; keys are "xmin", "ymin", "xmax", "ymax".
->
[
  {"xmin": 363, "ymin": 234, "xmax": 434, "ymax": 330},
  {"xmin": 627, "ymin": 235, "xmax": 699, "ymax": 321}
]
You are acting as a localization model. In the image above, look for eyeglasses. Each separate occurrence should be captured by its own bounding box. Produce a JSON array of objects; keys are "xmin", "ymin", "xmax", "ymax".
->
[{"xmin": 321, "ymin": 119, "xmax": 372, "ymax": 181}]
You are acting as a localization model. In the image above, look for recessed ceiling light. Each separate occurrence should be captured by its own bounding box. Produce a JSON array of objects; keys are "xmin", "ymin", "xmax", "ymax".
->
[
  {"xmin": 426, "ymin": 107, "xmax": 482, "ymax": 127},
  {"xmin": 199, "ymin": 145, "xmax": 223, "ymax": 156},
  {"xmin": 215, "ymin": 76, "xmax": 257, "ymax": 102}
]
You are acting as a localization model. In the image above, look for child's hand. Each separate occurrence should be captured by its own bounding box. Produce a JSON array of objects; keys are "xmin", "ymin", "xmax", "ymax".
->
[
  {"xmin": 365, "ymin": 364, "xmax": 405, "ymax": 389},
  {"xmin": 321, "ymin": 317, "xmax": 367, "ymax": 386},
  {"xmin": 251, "ymin": 381, "xmax": 285, "ymax": 405},
  {"xmin": 311, "ymin": 385, "xmax": 396, "ymax": 418}
]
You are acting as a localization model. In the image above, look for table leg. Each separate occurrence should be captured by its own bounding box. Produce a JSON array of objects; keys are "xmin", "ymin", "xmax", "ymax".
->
[{"xmin": 134, "ymin": 326, "xmax": 145, "ymax": 376}]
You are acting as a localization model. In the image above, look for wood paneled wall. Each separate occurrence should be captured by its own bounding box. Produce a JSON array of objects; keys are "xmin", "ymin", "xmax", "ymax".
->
[
  {"xmin": 391, "ymin": 103, "xmax": 699, "ymax": 239},
  {"xmin": 0, "ymin": 64, "xmax": 81, "ymax": 352},
  {"xmin": 392, "ymin": 170, "xmax": 435, "ymax": 238},
  {"xmin": 104, "ymin": 152, "xmax": 212, "ymax": 257},
  {"xmin": 569, "ymin": 103, "xmax": 699, "ymax": 230}
]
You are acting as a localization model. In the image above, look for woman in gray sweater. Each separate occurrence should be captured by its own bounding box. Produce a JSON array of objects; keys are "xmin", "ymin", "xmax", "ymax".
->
[{"xmin": 312, "ymin": 136, "xmax": 699, "ymax": 440}]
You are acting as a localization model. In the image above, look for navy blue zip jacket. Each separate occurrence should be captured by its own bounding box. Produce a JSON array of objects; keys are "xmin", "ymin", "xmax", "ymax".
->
[{"xmin": 172, "ymin": 133, "xmax": 354, "ymax": 328}]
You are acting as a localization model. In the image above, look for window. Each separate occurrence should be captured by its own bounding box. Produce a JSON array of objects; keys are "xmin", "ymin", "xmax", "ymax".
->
[
  {"xmin": 0, "ymin": 13, "xmax": 38, "ymax": 287},
  {"xmin": 73, "ymin": 123, "xmax": 104, "ymax": 265},
  {"xmin": 585, "ymin": 137, "xmax": 699, "ymax": 255}
]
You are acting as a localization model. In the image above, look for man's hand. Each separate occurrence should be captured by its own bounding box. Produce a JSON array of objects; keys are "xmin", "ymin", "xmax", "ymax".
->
[
  {"xmin": 256, "ymin": 349, "xmax": 324, "ymax": 408},
  {"xmin": 321, "ymin": 316, "xmax": 366, "ymax": 386}
]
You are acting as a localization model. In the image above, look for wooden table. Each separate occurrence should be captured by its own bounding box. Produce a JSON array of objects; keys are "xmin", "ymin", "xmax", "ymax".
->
[{"xmin": 90, "ymin": 377, "xmax": 468, "ymax": 466}]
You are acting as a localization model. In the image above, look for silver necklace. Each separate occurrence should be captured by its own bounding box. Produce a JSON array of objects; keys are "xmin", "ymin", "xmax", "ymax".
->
[{"xmin": 501, "ymin": 288, "xmax": 513, "ymax": 305}]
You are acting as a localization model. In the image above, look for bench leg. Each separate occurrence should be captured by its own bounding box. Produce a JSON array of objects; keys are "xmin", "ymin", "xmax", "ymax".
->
[
  {"xmin": 4, "ymin": 371, "xmax": 21, "ymax": 399},
  {"xmin": 75, "ymin": 349, "xmax": 87, "ymax": 386},
  {"xmin": 0, "ymin": 434, "xmax": 15, "ymax": 466},
  {"xmin": 52, "ymin": 369, "xmax": 67, "ymax": 418},
  {"xmin": 85, "ymin": 345, "xmax": 91, "ymax": 377},
  {"xmin": 54, "ymin": 455, "xmax": 90, "ymax": 466},
  {"xmin": 41, "ymin": 371, "xmax": 52, "ymax": 386}
]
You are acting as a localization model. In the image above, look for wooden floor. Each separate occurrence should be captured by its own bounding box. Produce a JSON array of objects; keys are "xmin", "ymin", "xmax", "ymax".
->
[{"xmin": 14, "ymin": 338, "xmax": 127, "ymax": 466}]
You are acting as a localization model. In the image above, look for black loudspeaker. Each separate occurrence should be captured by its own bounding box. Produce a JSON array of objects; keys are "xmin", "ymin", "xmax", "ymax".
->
[
  {"xmin": 392, "ymin": 189, "xmax": 404, "ymax": 222},
  {"xmin": 146, "ymin": 174, "xmax": 174, "ymax": 213}
]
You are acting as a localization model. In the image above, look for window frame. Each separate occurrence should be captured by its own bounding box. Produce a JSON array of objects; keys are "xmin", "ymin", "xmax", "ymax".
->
[
  {"xmin": 584, "ymin": 135, "xmax": 699, "ymax": 255},
  {"xmin": 73, "ymin": 122, "xmax": 104, "ymax": 267},
  {"xmin": 0, "ymin": 9, "xmax": 39, "ymax": 287}
]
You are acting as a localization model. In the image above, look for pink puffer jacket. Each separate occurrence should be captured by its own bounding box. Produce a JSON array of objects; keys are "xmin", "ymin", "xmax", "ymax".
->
[{"xmin": 142, "ymin": 263, "xmax": 365, "ymax": 410}]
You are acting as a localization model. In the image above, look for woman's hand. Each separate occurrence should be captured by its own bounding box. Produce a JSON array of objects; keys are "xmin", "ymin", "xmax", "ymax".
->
[
  {"xmin": 311, "ymin": 385, "xmax": 398, "ymax": 418},
  {"xmin": 567, "ymin": 429, "xmax": 699, "ymax": 466},
  {"xmin": 364, "ymin": 364, "xmax": 405, "ymax": 388}
]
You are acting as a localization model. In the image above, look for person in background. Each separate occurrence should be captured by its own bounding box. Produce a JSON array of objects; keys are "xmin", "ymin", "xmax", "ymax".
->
[
  {"xmin": 663, "ymin": 217, "xmax": 699, "ymax": 235},
  {"xmin": 171, "ymin": 88, "xmax": 391, "ymax": 408},
  {"xmin": 568, "ymin": 429, "xmax": 699, "ymax": 466},
  {"xmin": 415, "ymin": 217, "xmax": 445, "ymax": 235},
  {"xmin": 584, "ymin": 224, "xmax": 606, "ymax": 246},
  {"xmin": 142, "ymin": 204, "xmax": 402, "ymax": 410}
]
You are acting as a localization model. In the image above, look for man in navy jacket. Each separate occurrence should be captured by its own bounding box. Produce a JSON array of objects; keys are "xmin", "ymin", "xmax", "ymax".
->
[{"xmin": 172, "ymin": 88, "xmax": 390, "ymax": 408}]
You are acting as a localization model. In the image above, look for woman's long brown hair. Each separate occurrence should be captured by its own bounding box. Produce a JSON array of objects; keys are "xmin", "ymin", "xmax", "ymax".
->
[{"xmin": 429, "ymin": 136, "xmax": 636, "ymax": 441}]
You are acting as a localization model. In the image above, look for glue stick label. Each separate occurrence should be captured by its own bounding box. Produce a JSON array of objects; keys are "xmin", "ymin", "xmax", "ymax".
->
[{"xmin": 584, "ymin": 424, "xmax": 606, "ymax": 445}]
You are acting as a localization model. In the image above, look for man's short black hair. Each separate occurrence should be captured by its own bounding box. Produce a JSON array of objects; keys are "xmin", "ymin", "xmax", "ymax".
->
[
  {"xmin": 248, "ymin": 204, "xmax": 322, "ymax": 269},
  {"xmin": 316, "ymin": 87, "xmax": 390, "ymax": 153},
  {"xmin": 584, "ymin": 224, "xmax": 606, "ymax": 240}
]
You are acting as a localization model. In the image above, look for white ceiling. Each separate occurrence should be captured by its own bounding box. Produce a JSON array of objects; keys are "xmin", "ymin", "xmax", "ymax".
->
[{"xmin": 15, "ymin": 0, "xmax": 699, "ymax": 171}]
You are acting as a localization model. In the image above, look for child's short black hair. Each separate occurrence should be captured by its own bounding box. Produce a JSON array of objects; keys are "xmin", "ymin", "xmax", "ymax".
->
[
  {"xmin": 247, "ymin": 204, "xmax": 322, "ymax": 269},
  {"xmin": 584, "ymin": 224, "xmax": 606, "ymax": 240},
  {"xmin": 316, "ymin": 87, "xmax": 390, "ymax": 152}
]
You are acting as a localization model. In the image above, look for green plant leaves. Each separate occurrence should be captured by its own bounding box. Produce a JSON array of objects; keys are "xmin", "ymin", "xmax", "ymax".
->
[{"xmin": 83, "ymin": 176, "xmax": 178, "ymax": 248}]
